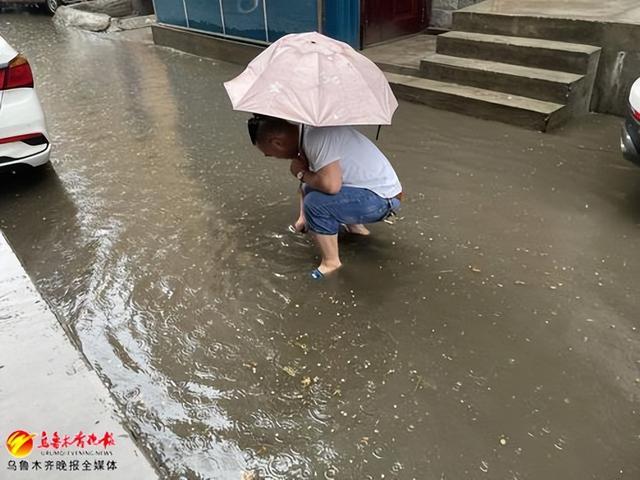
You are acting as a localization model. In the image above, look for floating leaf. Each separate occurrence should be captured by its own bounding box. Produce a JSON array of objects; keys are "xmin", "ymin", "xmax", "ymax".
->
[{"xmin": 282, "ymin": 366, "xmax": 297, "ymax": 377}]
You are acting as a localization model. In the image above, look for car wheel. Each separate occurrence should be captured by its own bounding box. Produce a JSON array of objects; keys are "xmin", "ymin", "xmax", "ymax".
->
[{"xmin": 45, "ymin": 0, "xmax": 59, "ymax": 14}]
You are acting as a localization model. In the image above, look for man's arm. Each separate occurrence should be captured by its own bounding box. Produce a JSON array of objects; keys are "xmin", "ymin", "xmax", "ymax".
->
[{"xmin": 290, "ymin": 157, "xmax": 342, "ymax": 195}]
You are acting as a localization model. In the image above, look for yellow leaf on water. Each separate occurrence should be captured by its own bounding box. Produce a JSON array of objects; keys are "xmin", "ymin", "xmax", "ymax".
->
[
  {"xmin": 241, "ymin": 471, "xmax": 258, "ymax": 480},
  {"xmin": 282, "ymin": 366, "xmax": 297, "ymax": 377}
]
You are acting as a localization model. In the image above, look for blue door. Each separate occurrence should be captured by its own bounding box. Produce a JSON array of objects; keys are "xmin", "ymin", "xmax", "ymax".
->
[{"xmin": 323, "ymin": 0, "xmax": 360, "ymax": 49}]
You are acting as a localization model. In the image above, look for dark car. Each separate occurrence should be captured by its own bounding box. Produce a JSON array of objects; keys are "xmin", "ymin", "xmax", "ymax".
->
[
  {"xmin": 621, "ymin": 78, "xmax": 640, "ymax": 166},
  {"xmin": 0, "ymin": 0, "xmax": 69, "ymax": 14}
]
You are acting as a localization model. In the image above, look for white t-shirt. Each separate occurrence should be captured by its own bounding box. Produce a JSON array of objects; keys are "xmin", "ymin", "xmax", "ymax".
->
[{"xmin": 301, "ymin": 126, "xmax": 402, "ymax": 199}]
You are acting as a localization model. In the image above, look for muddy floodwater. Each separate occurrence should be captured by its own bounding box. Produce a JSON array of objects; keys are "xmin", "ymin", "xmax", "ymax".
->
[{"xmin": 1, "ymin": 13, "xmax": 640, "ymax": 480}]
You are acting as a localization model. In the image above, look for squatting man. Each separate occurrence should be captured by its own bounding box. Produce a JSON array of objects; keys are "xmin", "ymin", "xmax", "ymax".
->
[{"xmin": 248, "ymin": 115, "xmax": 403, "ymax": 279}]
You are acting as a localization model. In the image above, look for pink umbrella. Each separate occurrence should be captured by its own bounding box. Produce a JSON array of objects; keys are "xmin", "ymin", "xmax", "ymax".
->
[{"xmin": 223, "ymin": 32, "xmax": 398, "ymax": 127}]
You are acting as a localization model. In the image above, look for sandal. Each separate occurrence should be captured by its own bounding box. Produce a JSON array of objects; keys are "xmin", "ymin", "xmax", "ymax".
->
[
  {"xmin": 288, "ymin": 224, "xmax": 307, "ymax": 234},
  {"xmin": 310, "ymin": 268, "xmax": 324, "ymax": 280}
]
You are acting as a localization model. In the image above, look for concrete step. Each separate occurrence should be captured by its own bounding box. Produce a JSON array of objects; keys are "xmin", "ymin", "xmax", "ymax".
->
[
  {"xmin": 436, "ymin": 31, "xmax": 601, "ymax": 74},
  {"xmin": 375, "ymin": 61, "xmax": 422, "ymax": 78},
  {"xmin": 419, "ymin": 53, "xmax": 584, "ymax": 104},
  {"xmin": 385, "ymin": 71, "xmax": 567, "ymax": 131},
  {"xmin": 452, "ymin": 10, "xmax": 602, "ymax": 46}
]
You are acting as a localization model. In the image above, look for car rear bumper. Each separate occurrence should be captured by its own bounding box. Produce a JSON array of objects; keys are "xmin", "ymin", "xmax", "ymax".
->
[
  {"xmin": 621, "ymin": 111, "xmax": 640, "ymax": 166},
  {"xmin": 0, "ymin": 143, "xmax": 51, "ymax": 168},
  {"xmin": 0, "ymin": 87, "xmax": 51, "ymax": 168}
]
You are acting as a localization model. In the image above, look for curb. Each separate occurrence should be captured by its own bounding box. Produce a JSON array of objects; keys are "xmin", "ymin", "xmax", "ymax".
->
[{"xmin": 0, "ymin": 232, "xmax": 162, "ymax": 479}]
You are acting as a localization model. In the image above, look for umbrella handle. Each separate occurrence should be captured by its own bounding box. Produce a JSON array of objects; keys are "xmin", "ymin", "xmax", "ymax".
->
[
  {"xmin": 299, "ymin": 124, "xmax": 306, "ymax": 155},
  {"xmin": 376, "ymin": 125, "xmax": 382, "ymax": 141}
]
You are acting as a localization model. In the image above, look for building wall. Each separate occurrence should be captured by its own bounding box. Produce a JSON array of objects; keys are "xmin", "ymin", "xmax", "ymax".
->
[
  {"xmin": 430, "ymin": 0, "xmax": 482, "ymax": 29},
  {"xmin": 154, "ymin": 0, "xmax": 319, "ymax": 43}
]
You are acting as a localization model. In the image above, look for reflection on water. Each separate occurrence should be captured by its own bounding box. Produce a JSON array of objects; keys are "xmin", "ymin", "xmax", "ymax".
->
[{"xmin": 1, "ymin": 13, "xmax": 640, "ymax": 480}]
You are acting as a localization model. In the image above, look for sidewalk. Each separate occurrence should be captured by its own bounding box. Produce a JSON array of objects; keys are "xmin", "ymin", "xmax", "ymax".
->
[
  {"xmin": 0, "ymin": 233, "xmax": 160, "ymax": 479},
  {"xmin": 464, "ymin": 0, "xmax": 640, "ymax": 24},
  {"xmin": 106, "ymin": 14, "xmax": 155, "ymax": 43},
  {"xmin": 363, "ymin": 34, "xmax": 436, "ymax": 75}
]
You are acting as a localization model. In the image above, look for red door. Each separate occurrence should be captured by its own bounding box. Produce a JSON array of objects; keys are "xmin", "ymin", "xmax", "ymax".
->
[{"xmin": 362, "ymin": 0, "xmax": 429, "ymax": 47}]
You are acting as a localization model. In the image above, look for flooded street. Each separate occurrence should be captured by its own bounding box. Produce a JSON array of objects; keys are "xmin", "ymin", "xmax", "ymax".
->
[{"xmin": 2, "ymin": 13, "xmax": 640, "ymax": 479}]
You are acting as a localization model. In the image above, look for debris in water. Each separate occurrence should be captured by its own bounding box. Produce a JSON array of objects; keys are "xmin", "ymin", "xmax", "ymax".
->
[
  {"xmin": 243, "ymin": 362, "xmax": 257, "ymax": 374},
  {"xmin": 293, "ymin": 340, "xmax": 309, "ymax": 354},
  {"xmin": 282, "ymin": 366, "xmax": 297, "ymax": 377}
]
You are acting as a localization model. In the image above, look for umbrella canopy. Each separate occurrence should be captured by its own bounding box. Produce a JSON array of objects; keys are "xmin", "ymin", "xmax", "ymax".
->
[{"xmin": 224, "ymin": 32, "xmax": 398, "ymax": 127}]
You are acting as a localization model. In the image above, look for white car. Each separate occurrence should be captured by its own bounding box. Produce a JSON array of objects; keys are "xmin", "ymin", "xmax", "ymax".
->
[
  {"xmin": 0, "ymin": 35, "xmax": 51, "ymax": 169},
  {"xmin": 621, "ymin": 77, "xmax": 640, "ymax": 166}
]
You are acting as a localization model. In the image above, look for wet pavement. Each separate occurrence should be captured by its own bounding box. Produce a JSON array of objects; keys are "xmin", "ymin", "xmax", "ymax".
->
[
  {"xmin": 0, "ymin": 233, "xmax": 159, "ymax": 479},
  {"xmin": 1, "ymin": 13, "xmax": 640, "ymax": 480}
]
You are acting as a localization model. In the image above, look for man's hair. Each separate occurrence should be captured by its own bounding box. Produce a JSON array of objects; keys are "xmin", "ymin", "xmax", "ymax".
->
[{"xmin": 248, "ymin": 115, "xmax": 294, "ymax": 145}]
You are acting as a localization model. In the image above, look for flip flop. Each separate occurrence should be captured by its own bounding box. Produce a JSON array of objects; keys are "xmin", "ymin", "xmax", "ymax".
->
[
  {"xmin": 310, "ymin": 268, "xmax": 324, "ymax": 280},
  {"xmin": 288, "ymin": 224, "xmax": 307, "ymax": 234}
]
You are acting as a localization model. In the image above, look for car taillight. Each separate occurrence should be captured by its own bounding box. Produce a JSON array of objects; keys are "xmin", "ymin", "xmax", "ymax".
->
[
  {"xmin": 1, "ymin": 54, "xmax": 33, "ymax": 91},
  {"xmin": 633, "ymin": 107, "xmax": 640, "ymax": 122},
  {"xmin": 0, "ymin": 133, "xmax": 45, "ymax": 145}
]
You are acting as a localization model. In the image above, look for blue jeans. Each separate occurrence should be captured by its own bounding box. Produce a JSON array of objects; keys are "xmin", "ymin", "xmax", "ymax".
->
[{"xmin": 302, "ymin": 185, "xmax": 401, "ymax": 235}]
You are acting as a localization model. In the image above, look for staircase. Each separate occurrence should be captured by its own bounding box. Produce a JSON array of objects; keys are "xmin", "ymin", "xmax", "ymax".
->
[{"xmin": 385, "ymin": 19, "xmax": 602, "ymax": 131}]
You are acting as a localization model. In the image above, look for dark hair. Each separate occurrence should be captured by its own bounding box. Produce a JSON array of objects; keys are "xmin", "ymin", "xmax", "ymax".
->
[{"xmin": 247, "ymin": 115, "xmax": 294, "ymax": 145}]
